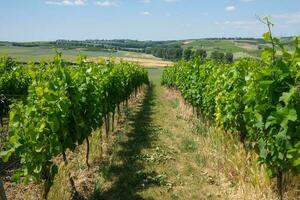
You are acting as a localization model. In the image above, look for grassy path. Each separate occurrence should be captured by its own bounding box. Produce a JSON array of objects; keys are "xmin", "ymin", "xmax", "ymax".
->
[
  {"xmin": 88, "ymin": 68, "xmax": 274, "ymax": 200},
  {"xmin": 0, "ymin": 69, "xmax": 288, "ymax": 199}
]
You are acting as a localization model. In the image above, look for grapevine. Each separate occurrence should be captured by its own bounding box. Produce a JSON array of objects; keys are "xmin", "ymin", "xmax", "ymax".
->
[
  {"xmin": 0, "ymin": 53, "xmax": 148, "ymax": 197},
  {"xmin": 162, "ymin": 31, "xmax": 300, "ymax": 198}
]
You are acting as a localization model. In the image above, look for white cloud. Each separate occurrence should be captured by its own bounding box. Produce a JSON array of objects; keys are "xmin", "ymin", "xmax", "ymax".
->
[
  {"xmin": 45, "ymin": 0, "xmax": 87, "ymax": 6},
  {"xmin": 163, "ymin": 0, "xmax": 178, "ymax": 2},
  {"xmin": 94, "ymin": 0, "xmax": 118, "ymax": 7},
  {"xmin": 225, "ymin": 5, "xmax": 236, "ymax": 11},
  {"xmin": 140, "ymin": 11, "xmax": 151, "ymax": 16},
  {"xmin": 272, "ymin": 12, "xmax": 300, "ymax": 24},
  {"xmin": 241, "ymin": 0, "xmax": 255, "ymax": 2},
  {"xmin": 74, "ymin": 0, "xmax": 86, "ymax": 5}
]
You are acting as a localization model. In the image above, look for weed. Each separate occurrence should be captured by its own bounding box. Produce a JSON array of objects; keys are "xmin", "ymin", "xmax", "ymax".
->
[
  {"xmin": 169, "ymin": 99, "xmax": 179, "ymax": 108},
  {"xmin": 195, "ymin": 153, "xmax": 207, "ymax": 168},
  {"xmin": 170, "ymin": 194, "xmax": 179, "ymax": 200},
  {"xmin": 181, "ymin": 137, "xmax": 198, "ymax": 152},
  {"xmin": 191, "ymin": 119, "xmax": 208, "ymax": 136}
]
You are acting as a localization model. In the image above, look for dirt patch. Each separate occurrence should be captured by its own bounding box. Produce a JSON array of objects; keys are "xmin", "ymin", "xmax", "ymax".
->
[{"xmin": 3, "ymin": 174, "xmax": 42, "ymax": 200}]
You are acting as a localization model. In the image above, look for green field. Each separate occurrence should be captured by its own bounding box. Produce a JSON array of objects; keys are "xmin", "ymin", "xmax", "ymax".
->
[
  {"xmin": 183, "ymin": 40, "xmax": 244, "ymax": 52},
  {"xmin": 0, "ymin": 45, "xmax": 143, "ymax": 62},
  {"xmin": 182, "ymin": 39, "xmax": 261, "ymax": 58}
]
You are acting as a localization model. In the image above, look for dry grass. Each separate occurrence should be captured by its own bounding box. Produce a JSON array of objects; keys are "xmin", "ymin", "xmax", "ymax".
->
[
  {"xmin": 167, "ymin": 88, "xmax": 300, "ymax": 200},
  {"xmin": 193, "ymin": 125, "xmax": 275, "ymax": 199},
  {"xmin": 2, "ymin": 176, "xmax": 42, "ymax": 200},
  {"xmin": 119, "ymin": 57, "xmax": 173, "ymax": 68},
  {"xmin": 139, "ymin": 86, "xmax": 276, "ymax": 199},
  {"xmin": 89, "ymin": 56, "xmax": 173, "ymax": 68},
  {"xmin": 175, "ymin": 90, "xmax": 275, "ymax": 199}
]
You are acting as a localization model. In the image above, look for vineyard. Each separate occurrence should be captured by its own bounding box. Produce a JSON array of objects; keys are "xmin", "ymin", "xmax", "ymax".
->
[
  {"xmin": 162, "ymin": 30, "xmax": 300, "ymax": 199},
  {"xmin": 0, "ymin": 29, "xmax": 300, "ymax": 199},
  {"xmin": 1, "ymin": 0, "xmax": 300, "ymax": 198}
]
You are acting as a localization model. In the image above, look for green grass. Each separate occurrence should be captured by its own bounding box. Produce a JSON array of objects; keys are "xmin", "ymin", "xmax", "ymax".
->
[
  {"xmin": 181, "ymin": 137, "xmax": 198, "ymax": 152},
  {"xmin": 147, "ymin": 67, "xmax": 163, "ymax": 85},
  {"xmin": 182, "ymin": 39, "xmax": 263, "ymax": 59},
  {"xmin": 183, "ymin": 40, "xmax": 245, "ymax": 53},
  {"xmin": 234, "ymin": 40, "xmax": 260, "ymax": 45},
  {"xmin": 194, "ymin": 153, "xmax": 207, "ymax": 167},
  {"xmin": 0, "ymin": 45, "xmax": 142, "ymax": 62}
]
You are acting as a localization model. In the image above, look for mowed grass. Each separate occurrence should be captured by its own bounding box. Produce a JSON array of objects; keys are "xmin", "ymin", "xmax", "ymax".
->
[
  {"xmin": 134, "ymin": 80, "xmax": 276, "ymax": 199},
  {"xmin": 147, "ymin": 68, "xmax": 164, "ymax": 85}
]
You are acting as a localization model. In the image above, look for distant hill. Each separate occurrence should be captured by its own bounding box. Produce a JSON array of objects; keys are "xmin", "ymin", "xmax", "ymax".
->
[{"xmin": 0, "ymin": 36, "xmax": 296, "ymax": 61}]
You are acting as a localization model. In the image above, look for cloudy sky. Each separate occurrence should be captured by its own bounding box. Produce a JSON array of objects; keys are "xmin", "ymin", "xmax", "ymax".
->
[{"xmin": 0, "ymin": 0, "xmax": 299, "ymax": 41}]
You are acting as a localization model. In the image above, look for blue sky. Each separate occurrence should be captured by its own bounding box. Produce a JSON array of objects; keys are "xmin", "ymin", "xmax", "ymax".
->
[{"xmin": 0, "ymin": 0, "xmax": 299, "ymax": 41}]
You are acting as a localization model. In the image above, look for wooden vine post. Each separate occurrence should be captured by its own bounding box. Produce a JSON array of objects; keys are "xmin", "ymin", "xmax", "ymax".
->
[{"xmin": 0, "ymin": 178, "xmax": 7, "ymax": 200}]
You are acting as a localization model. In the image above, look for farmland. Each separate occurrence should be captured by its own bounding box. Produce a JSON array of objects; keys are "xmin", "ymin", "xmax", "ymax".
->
[
  {"xmin": 0, "ymin": 45, "xmax": 172, "ymax": 68},
  {"xmin": 0, "ymin": 0, "xmax": 300, "ymax": 198}
]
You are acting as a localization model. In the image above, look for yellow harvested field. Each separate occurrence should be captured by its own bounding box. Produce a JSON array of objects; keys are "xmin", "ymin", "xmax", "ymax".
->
[
  {"xmin": 90, "ymin": 56, "xmax": 173, "ymax": 68},
  {"xmin": 118, "ymin": 57, "xmax": 173, "ymax": 68}
]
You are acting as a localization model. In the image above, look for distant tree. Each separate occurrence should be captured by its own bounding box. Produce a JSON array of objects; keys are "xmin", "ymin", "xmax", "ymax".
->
[
  {"xmin": 183, "ymin": 48, "xmax": 193, "ymax": 60},
  {"xmin": 153, "ymin": 48, "xmax": 163, "ymax": 58},
  {"xmin": 166, "ymin": 48, "xmax": 178, "ymax": 60},
  {"xmin": 162, "ymin": 48, "xmax": 167, "ymax": 59},
  {"xmin": 193, "ymin": 49, "xmax": 207, "ymax": 60},
  {"xmin": 165, "ymin": 48, "xmax": 172, "ymax": 59},
  {"xmin": 150, "ymin": 46, "xmax": 183, "ymax": 60},
  {"xmin": 225, "ymin": 52, "xmax": 234, "ymax": 63},
  {"xmin": 145, "ymin": 47, "xmax": 152, "ymax": 54},
  {"xmin": 175, "ymin": 48, "xmax": 183, "ymax": 60},
  {"xmin": 210, "ymin": 51, "xmax": 225, "ymax": 62}
]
